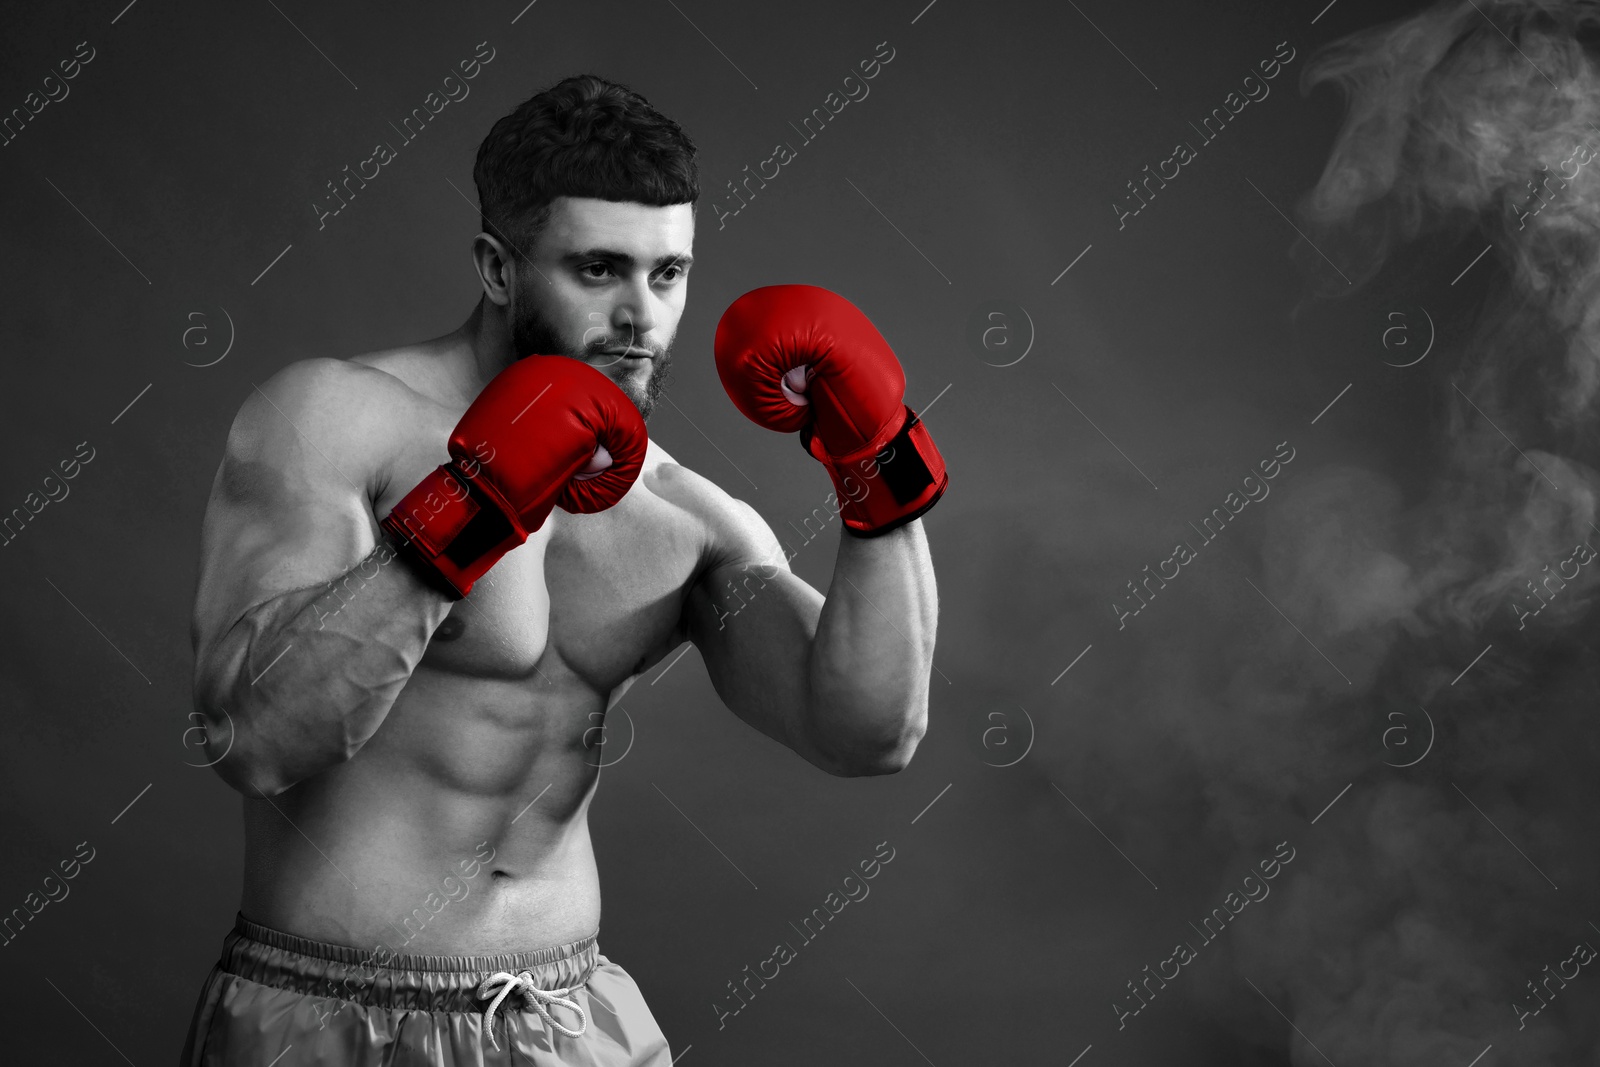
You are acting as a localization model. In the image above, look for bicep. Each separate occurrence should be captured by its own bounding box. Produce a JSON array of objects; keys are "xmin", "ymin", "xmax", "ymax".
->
[
  {"xmin": 191, "ymin": 360, "xmax": 383, "ymax": 670},
  {"xmin": 683, "ymin": 498, "xmax": 829, "ymax": 757}
]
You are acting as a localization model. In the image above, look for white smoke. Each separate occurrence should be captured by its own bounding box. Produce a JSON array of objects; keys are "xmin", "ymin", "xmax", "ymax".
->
[{"xmin": 947, "ymin": 3, "xmax": 1600, "ymax": 1062}]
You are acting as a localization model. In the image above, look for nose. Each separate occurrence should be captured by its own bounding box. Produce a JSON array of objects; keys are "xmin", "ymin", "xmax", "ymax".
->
[{"xmin": 612, "ymin": 274, "xmax": 657, "ymax": 346}]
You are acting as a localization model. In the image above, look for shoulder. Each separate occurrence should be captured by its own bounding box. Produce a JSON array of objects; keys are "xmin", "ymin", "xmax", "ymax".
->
[
  {"xmin": 639, "ymin": 443, "xmax": 788, "ymax": 573},
  {"xmin": 234, "ymin": 355, "xmax": 421, "ymax": 431},
  {"xmin": 221, "ymin": 356, "xmax": 429, "ymax": 499},
  {"xmin": 348, "ymin": 343, "xmax": 463, "ymax": 403}
]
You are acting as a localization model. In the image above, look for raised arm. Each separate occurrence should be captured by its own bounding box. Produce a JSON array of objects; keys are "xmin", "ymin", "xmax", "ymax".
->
[
  {"xmin": 680, "ymin": 477, "xmax": 937, "ymax": 777},
  {"xmin": 190, "ymin": 358, "xmax": 453, "ymax": 797},
  {"xmin": 686, "ymin": 283, "xmax": 948, "ymax": 776}
]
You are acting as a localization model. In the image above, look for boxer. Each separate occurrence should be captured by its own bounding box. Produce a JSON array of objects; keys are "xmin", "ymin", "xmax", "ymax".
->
[{"xmin": 183, "ymin": 73, "xmax": 945, "ymax": 1066}]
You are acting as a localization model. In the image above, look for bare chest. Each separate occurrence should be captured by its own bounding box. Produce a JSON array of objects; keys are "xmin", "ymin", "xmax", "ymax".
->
[
  {"xmin": 433, "ymin": 501, "xmax": 699, "ymax": 689},
  {"xmin": 372, "ymin": 418, "xmax": 702, "ymax": 698},
  {"xmin": 356, "ymin": 341, "xmax": 722, "ymax": 700}
]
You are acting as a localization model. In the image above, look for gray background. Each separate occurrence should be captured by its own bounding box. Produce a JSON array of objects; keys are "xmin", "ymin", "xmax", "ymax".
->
[{"xmin": 3, "ymin": 0, "xmax": 1595, "ymax": 1064}]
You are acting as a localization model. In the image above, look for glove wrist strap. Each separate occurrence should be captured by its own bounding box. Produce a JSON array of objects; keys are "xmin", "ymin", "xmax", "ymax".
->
[
  {"xmin": 802, "ymin": 406, "xmax": 948, "ymax": 537},
  {"xmin": 379, "ymin": 461, "xmax": 527, "ymax": 599}
]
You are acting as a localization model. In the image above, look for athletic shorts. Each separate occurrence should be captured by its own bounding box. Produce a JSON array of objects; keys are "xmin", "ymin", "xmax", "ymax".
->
[{"xmin": 180, "ymin": 914, "xmax": 672, "ymax": 1066}]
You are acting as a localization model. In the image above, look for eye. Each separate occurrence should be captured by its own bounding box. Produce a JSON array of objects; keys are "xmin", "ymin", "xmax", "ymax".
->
[
  {"xmin": 580, "ymin": 262, "xmax": 613, "ymax": 280},
  {"xmin": 656, "ymin": 265, "xmax": 686, "ymax": 284}
]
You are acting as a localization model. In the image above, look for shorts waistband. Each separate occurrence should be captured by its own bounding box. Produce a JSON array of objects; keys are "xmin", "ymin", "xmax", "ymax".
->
[{"xmin": 220, "ymin": 912, "xmax": 601, "ymax": 1013}]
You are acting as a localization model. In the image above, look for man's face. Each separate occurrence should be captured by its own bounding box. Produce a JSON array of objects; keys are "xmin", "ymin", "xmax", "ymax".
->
[{"xmin": 509, "ymin": 196, "xmax": 695, "ymax": 420}]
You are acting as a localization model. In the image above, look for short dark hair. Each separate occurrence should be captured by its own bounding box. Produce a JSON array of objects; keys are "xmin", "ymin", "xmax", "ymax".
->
[{"xmin": 472, "ymin": 74, "xmax": 699, "ymax": 256}]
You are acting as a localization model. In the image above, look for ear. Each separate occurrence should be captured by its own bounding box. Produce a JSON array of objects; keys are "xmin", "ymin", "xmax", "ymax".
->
[{"xmin": 471, "ymin": 232, "xmax": 516, "ymax": 307}]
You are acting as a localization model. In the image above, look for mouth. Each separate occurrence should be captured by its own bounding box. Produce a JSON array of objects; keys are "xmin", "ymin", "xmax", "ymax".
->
[{"xmin": 595, "ymin": 348, "xmax": 654, "ymax": 364}]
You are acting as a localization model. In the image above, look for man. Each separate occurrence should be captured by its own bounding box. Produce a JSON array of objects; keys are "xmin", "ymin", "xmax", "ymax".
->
[{"xmin": 182, "ymin": 73, "xmax": 946, "ymax": 1065}]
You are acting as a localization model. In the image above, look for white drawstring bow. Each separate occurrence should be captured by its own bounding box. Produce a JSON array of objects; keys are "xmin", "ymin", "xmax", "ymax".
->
[{"xmin": 475, "ymin": 970, "xmax": 588, "ymax": 1049}]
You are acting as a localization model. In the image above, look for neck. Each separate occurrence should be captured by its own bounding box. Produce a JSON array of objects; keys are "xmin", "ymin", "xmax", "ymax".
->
[{"xmin": 453, "ymin": 296, "xmax": 516, "ymax": 402}]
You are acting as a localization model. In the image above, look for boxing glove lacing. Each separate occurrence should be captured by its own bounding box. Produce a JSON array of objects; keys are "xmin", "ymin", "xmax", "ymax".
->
[{"xmin": 476, "ymin": 970, "xmax": 588, "ymax": 1047}]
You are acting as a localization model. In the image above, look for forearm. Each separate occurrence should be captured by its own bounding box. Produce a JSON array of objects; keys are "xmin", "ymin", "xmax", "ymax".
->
[
  {"xmin": 805, "ymin": 519, "xmax": 938, "ymax": 772},
  {"xmin": 195, "ymin": 535, "xmax": 454, "ymax": 795}
]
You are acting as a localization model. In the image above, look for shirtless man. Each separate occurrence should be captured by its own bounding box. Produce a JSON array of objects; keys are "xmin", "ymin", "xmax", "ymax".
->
[{"xmin": 181, "ymin": 74, "xmax": 946, "ymax": 1066}]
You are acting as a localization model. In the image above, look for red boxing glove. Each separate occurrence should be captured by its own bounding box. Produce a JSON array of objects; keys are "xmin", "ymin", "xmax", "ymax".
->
[
  {"xmin": 381, "ymin": 355, "xmax": 646, "ymax": 598},
  {"xmin": 713, "ymin": 284, "xmax": 947, "ymax": 536}
]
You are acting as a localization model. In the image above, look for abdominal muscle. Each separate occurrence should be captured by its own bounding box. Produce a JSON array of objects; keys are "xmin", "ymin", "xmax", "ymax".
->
[
  {"xmin": 235, "ymin": 413, "xmax": 689, "ymax": 959},
  {"xmin": 238, "ymin": 656, "xmax": 614, "ymax": 957}
]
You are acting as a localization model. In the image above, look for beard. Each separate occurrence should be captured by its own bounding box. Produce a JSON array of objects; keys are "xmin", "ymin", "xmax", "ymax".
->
[{"xmin": 511, "ymin": 299, "xmax": 674, "ymax": 421}]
